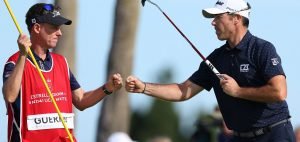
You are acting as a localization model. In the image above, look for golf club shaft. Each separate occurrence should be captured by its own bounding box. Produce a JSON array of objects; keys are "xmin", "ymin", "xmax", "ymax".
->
[
  {"xmin": 3, "ymin": 0, "xmax": 75, "ymax": 141},
  {"xmin": 145, "ymin": 0, "xmax": 223, "ymax": 79},
  {"xmin": 161, "ymin": 12, "xmax": 207, "ymax": 60}
]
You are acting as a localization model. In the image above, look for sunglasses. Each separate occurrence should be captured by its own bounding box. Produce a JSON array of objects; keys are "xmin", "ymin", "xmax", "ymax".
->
[
  {"xmin": 43, "ymin": 4, "xmax": 54, "ymax": 11},
  {"xmin": 228, "ymin": 3, "xmax": 251, "ymax": 15},
  {"xmin": 41, "ymin": 4, "xmax": 60, "ymax": 16}
]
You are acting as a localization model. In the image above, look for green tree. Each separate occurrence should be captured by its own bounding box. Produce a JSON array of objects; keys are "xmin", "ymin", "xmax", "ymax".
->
[
  {"xmin": 190, "ymin": 109, "xmax": 222, "ymax": 142},
  {"xmin": 130, "ymin": 67, "xmax": 187, "ymax": 142}
]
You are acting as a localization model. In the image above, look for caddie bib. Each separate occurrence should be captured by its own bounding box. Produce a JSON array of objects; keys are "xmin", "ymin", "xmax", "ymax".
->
[{"xmin": 6, "ymin": 52, "xmax": 76, "ymax": 142}]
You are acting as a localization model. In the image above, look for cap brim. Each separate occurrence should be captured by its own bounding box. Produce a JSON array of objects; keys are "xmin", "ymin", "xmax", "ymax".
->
[
  {"xmin": 48, "ymin": 15, "xmax": 72, "ymax": 26},
  {"xmin": 37, "ymin": 14, "xmax": 72, "ymax": 26},
  {"xmin": 202, "ymin": 8, "xmax": 227, "ymax": 18}
]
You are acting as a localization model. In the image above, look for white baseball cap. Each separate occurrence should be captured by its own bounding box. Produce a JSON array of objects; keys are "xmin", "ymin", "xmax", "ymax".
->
[{"xmin": 202, "ymin": 0, "xmax": 250, "ymax": 18}]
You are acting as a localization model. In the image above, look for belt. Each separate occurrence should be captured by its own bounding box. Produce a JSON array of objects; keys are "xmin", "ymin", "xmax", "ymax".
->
[{"xmin": 233, "ymin": 118, "xmax": 290, "ymax": 138}]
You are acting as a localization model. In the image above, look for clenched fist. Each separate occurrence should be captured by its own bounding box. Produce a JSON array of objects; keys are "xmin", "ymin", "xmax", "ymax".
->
[
  {"xmin": 17, "ymin": 34, "xmax": 31, "ymax": 56},
  {"xmin": 105, "ymin": 73, "xmax": 123, "ymax": 92},
  {"xmin": 125, "ymin": 76, "xmax": 146, "ymax": 93},
  {"xmin": 220, "ymin": 74, "xmax": 240, "ymax": 98}
]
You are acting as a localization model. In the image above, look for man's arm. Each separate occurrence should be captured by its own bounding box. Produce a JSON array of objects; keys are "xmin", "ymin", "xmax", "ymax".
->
[
  {"xmin": 125, "ymin": 76, "xmax": 204, "ymax": 102},
  {"xmin": 3, "ymin": 34, "xmax": 30, "ymax": 103},
  {"xmin": 220, "ymin": 74, "xmax": 286, "ymax": 103},
  {"xmin": 72, "ymin": 73, "xmax": 123, "ymax": 111}
]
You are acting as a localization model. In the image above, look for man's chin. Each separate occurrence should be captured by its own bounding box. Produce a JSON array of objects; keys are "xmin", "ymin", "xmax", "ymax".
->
[
  {"xmin": 49, "ymin": 43, "xmax": 58, "ymax": 48},
  {"xmin": 217, "ymin": 36, "xmax": 226, "ymax": 41},
  {"xmin": 216, "ymin": 34, "xmax": 225, "ymax": 41}
]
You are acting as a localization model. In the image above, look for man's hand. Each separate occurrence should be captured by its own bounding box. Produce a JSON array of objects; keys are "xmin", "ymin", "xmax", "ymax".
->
[
  {"xmin": 220, "ymin": 74, "xmax": 241, "ymax": 98},
  {"xmin": 105, "ymin": 73, "xmax": 123, "ymax": 92},
  {"xmin": 17, "ymin": 34, "xmax": 31, "ymax": 56},
  {"xmin": 125, "ymin": 76, "xmax": 146, "ymax": 93}
]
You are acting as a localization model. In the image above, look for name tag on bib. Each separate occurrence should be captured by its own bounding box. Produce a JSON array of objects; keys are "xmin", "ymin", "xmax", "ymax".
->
[{"xmin": 27, "ymin": 113, "xmax": 74, "ymax": 130}]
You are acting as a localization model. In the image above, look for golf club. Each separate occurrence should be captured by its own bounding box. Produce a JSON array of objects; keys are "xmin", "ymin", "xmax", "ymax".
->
[
  {"xmin": 142, "ymin": 0, "xmax": 223, "ymax": 80},
  {"xmin": 3, "ymin": 0, "xmax": 74, "ymax": 141}
]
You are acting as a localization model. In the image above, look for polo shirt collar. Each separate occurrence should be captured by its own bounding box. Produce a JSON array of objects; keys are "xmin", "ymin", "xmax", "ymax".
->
[
  {"xmin": 28, "ymin": 50, "xmax": 51, "ymax": 62},
  {"xmin": 224, "ymin": 31, "xmax": 252, "ymax": 51}
]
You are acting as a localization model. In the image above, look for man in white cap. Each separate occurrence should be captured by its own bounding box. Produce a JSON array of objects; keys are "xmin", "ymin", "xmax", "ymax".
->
[{"xmin": 125, "ymin": 0, "xmax": 296, "ymax": 141}]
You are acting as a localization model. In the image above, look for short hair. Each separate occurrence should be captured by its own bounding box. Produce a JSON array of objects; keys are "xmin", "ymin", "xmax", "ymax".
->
[
  {"xmin": 228, "ymin": 14, "xmax": 249, "ymax": 28},
  {"xmin": 242, "ymin": 17, "xmax": 249, "ymax": 27}
]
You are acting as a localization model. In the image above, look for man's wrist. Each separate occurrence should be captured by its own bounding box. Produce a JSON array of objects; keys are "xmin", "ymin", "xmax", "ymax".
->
[
  {"xmin": 142, "ymin": 82, "xmax": 147, "ymax": 93},
  {"xmin": 102, "ymin": 85, "xmax": 113, "ymax": 95}
]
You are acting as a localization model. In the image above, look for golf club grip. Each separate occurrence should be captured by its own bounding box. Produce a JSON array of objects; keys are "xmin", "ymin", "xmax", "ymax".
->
[{"xmin": 204, "ymin": 60, "xmax": 224, "ymax": 80}]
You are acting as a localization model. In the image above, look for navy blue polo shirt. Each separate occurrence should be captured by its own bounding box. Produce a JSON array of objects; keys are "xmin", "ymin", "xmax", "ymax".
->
[{"xmin": 189, "ymin": 31, "xmax": 290, "ymax": 132}]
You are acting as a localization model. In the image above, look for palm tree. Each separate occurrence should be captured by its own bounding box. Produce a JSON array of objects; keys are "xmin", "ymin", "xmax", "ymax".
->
[
  {"xmin": 53, "ymin": 0, "xmax": 77, "ymax": 72},
  {"xmin": 97, "ymin": 0, "xmax": 140, "ymax": 141},
  {"xmin": 53, "ymin": 0, "xmax": 78, "ymax": 139}
]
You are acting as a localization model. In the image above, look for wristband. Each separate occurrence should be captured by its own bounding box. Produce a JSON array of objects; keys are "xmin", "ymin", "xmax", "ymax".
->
[
  {"xmin": 142, "ymin": 82, "xmax": 146, "ymax": 93},
  {"xmin": 102, "ymin": 85, "xmax": 112, "ymax": 95}
]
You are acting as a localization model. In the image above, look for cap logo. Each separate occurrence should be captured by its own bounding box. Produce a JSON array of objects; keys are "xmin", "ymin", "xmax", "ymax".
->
[
  {"xmin": 31, "ymin": 18, "xmax": 37, "ymax": 24},
  {"xmin": 226, "ymin": 7, "xmax": 237, "ymax": 12},
  {"xmin": 216, "ymin": 1, "xmax": 224, "ymax": 6},
  {"xmin": 52, "ymin": 10, "xmax": 60, "ymax": 17}
]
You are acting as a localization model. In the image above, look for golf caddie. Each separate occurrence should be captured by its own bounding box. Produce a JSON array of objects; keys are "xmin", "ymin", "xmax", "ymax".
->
[
  {"xmin": 2, "ymin": 3, "xmax": 123, "ymax": 142},
  {"xmin": 126, "ymin": 0, "xmax": 296, "ymax": 141}
]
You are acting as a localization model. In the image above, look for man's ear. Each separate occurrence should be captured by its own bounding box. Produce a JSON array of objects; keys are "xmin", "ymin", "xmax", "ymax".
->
[
  {"xmin": 234, "ymin": 15, "xmax": 242, "ymax": 25},
  {"xmin": 32, "ymin": 23, "xmax": 41, "ymax": 34}
]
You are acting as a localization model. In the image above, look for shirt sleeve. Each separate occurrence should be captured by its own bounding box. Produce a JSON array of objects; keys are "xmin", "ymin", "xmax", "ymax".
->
[
  {"xmin": 69, "ymin": 69, "xmax": 81, "ymax": 91},
  {"xmin": 189, "ymin": 61, "xmax": 213, "ymax": 91},
  {"xmin": 3, "ymin": 62, "xmax": 15, "ymax": 83},
  {"xmin": 257, "ymin": 42, "xmax": 285, "ymax": 81}
]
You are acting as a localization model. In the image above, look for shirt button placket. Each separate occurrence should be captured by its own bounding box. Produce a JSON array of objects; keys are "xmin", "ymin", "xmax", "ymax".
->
[{"xmin": 231, "ymin": 54, "xmax": 235, "ymax": 67}]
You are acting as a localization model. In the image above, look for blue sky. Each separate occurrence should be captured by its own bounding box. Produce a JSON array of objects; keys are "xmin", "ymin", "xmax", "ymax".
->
[{"xmin": 1, "ymin": 0, "xmax": 300, "ymax": 141}]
